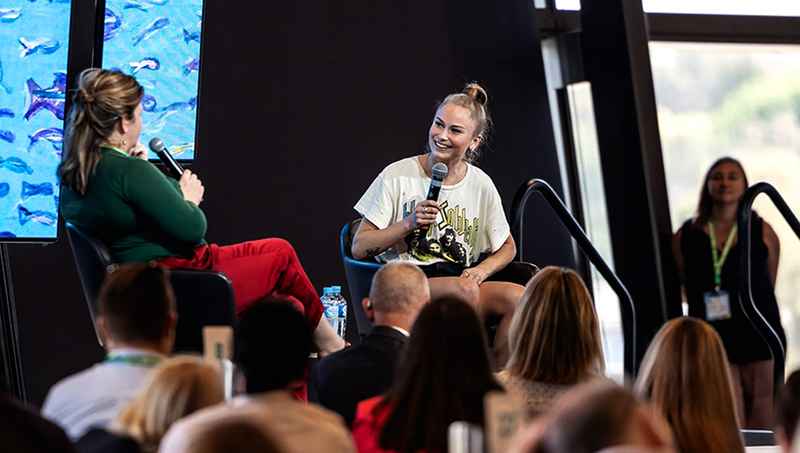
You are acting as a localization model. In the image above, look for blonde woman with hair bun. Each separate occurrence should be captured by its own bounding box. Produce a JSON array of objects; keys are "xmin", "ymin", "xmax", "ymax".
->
[
  {"xmin": 352, "ymin": 82, "xmax": 524, "ymax": 367},
  {"xmin": 113, "ymin": 355, "xmax": 224, "ymax": 453},
  {"xmin": 498, "ymin": 266, "xmax": 605, "ymax": 417},
  {"xmin": 634, "ymin": 316, "xmax": 744, "ymax": 453}
]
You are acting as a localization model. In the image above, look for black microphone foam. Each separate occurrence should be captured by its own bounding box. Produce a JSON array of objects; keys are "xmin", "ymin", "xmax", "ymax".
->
[
  {"xmin": 418, "ymin": 162, "xmax": 448, "ymax": 241},
  {"xmin": 149, "ymin": 137, "xmax": 184, "ymax": 180}
]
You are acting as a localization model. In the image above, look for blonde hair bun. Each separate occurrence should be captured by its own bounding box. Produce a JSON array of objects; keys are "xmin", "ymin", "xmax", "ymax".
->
[{"xmin": 462, "ymin": 83, "xmax": 488, "ymax": 106}]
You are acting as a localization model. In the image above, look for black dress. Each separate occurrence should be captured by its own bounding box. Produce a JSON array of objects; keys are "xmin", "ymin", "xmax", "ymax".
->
[{"xmin": 679, "ymin": 216, "xmax": 785, "ymax": 364}]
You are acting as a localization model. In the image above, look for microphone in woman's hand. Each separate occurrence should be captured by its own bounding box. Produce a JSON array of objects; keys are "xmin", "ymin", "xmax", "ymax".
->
[
  {"xmin": 149, "ymin": 137, "xmax": 184, "ymax": 180},
  {"xmin": 418, "ymin": 162, "xmax": 448, "ymax": 241}
]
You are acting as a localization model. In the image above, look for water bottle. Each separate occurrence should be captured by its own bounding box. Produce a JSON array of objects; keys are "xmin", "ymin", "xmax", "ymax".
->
[{"xmin": 322, "ymin": 285, "xmax": 347, "ymax": 339}]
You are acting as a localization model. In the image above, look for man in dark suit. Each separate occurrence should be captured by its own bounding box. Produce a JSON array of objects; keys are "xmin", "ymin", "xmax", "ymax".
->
[{"xmin": 315, "ymin": 261, "xmax": 430, "ymax": 426}]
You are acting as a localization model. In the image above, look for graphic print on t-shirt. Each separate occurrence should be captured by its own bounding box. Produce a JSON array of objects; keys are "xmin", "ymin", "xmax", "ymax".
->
[{"xmin": 402, "ymin": 199, "xmax": 479, "ymax": 266}]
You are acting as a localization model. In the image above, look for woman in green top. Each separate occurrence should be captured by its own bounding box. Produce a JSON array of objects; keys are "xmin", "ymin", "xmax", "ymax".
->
[{"xmin": 58, "ymin": 69, "xmax": 344, "ymax": 357}]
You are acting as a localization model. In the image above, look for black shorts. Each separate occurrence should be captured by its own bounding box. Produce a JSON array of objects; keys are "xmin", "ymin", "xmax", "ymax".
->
[{"xmin": 420, "ymin": 261, "xmax": 467, "ymax": 278}]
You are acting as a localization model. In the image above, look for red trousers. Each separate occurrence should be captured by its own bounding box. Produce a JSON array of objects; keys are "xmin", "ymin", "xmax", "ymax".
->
[{"xmin": 157, "ymin": 238, "xmax": 324, "ymax": 328}]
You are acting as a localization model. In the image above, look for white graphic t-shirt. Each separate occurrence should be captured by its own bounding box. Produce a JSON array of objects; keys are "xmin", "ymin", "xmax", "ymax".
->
[{"xmin": 354, "ymin": 157, "xmax": 510, "ymax": 267}]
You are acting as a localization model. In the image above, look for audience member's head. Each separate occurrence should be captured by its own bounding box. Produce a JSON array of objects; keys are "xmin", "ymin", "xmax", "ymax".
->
[
  {"xmin": 114, "ymin": 355, "xmax": 224, "ymax": 453},
  {"xmin": 777, "ymin": 370, "xmax": 800, "ymax": 453},
  {"xmin": 376, "ymin": 297, "xmax": 502, "ymax": 452},
  {"xmin": 235, "ymin": 298, "xmax": 312, "ymax": 394},
  {"xmin": 508, "ymin": 380, "xmax": 675, "ymax": 453},
  {"xmin": 507, "ymin": 266, "xmax": 604, "ymax": 385},
  {"xmin": 97, "ymin": 263, "xmax": 177, "ymax": 353},
  {"xmin": 185, "ymin": 419, "xmax": 284, "ymax": 453},
  {"xmin": 365, "ymin": 261, "xmax": 429, "ymax": 328},
  {"xmin": 634, "ymin": 316, "xmax": 743, "ymax": 453}
]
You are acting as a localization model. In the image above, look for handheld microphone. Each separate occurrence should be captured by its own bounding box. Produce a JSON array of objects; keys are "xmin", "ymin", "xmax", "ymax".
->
[
  {"xmin": 418, "ymin": 162, "xmax": 448, "ymax": 241},
  {"xmin": 149, "ymin": 137, "xmax": 184, "ymax": 180}
]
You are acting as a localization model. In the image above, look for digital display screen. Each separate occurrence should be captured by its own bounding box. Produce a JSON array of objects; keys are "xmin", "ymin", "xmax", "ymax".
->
[
  {"xmin": 0, "ymin": 0, "xmax": 71, "ymax": 241},
  {"xmin": 101, "ymin": 0, "xmax": 202, "ymax": 162}
]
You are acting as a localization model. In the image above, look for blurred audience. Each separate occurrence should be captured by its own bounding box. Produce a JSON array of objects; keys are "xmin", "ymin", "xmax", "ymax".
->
[
  {"xmin": 635, "ymin": 316, "xmax": 744, "ymax": 453},
  {"xmin": 351, "ymin": 297, "xmax": 502, "ymax": 453},
  {"xmin": 42, "ymin": 264, "xmax": 177, "ymax": 440},
  {"xmin": 160, "ymin": 298, "xmax": 355, "ymax": 453},
  {"xmin": 188, "ymin": 419, "xmax": 284, "ymax": 453},
  {"xmin": 777, "ymin": 370, "xmax": 800, "ymax": 453},
  {"xmin": 0, "ymin": 378, "xmax": 77, "ymax": 453},
  {"xmin": 80, "ymin": 355, "xmax": 224, "ymax": 453},
  {"xmin": 507, "ymin": 380, "xmax": 675, "ymax": 453},
  {"xmin": 498, "ymin": 266, "xmax": 605, "ymax": 417},
  {"xmin": 315, "ymin": 262, "xmax": 430, "ymax": 425}
]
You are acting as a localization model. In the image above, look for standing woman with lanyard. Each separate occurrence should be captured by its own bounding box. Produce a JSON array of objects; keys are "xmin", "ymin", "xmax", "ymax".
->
[{"xmin": 672, "ymin": 156, "xmax": 784, "ymax": 429}]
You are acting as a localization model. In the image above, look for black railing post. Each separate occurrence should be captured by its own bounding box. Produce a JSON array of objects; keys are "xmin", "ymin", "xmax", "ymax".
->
[{"xmin": 511, "ymin": 178, "xmax": 637, "ymax": 379}]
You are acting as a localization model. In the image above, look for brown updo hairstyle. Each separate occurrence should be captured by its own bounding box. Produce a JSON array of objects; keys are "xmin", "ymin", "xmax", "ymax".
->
[
  {"xmin": 437, "ymin": 82, "xmax": 492, "ymax": 163},
  {"xmin": 58, "ymin": 68, "xmax": 144, "ymax": 195}
]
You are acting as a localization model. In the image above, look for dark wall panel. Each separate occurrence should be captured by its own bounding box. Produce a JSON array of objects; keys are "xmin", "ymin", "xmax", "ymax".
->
[{"xmin": 13, "ymin": 0, "xmax": 572, "ymax": 405}]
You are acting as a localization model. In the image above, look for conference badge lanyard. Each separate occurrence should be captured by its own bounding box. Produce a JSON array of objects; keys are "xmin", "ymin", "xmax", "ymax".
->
[
  {"xmin": 104, "ymin": 353, "xmax": 162, "ymax": 368},
  {"xmin": 704, "ymin": 221, "xmax": 737, "ymax": 322}
]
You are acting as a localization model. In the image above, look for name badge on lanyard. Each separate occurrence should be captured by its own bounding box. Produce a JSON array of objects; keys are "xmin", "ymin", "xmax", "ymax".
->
[{"xmin": 705, "ymin": 220, "xmax": 737, "ymax": 322}]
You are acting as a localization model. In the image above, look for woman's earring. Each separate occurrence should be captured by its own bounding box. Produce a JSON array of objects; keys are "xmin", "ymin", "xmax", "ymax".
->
[{"xmin": 122, "ymin": 139, "xmax": 127, "ymax": 147}]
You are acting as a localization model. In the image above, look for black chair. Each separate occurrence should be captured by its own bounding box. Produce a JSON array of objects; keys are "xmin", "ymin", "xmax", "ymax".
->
[
  {"xmin": 340, "ymin": 219, "xmax": 539, "ymax": 337},
  {"xmin": 65, "ymin": 222, "xmax": 237, "ymax": 353}
]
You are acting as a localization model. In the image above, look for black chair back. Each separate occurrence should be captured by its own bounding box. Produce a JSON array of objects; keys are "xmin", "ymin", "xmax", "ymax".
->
[{"xmin": 64, "ymin": 222, "xmax": 237, "ymax": 353}]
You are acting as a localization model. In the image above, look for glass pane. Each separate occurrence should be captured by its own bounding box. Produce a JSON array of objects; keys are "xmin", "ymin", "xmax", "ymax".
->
[
  {"xmin": 652, "ymin": 41, "xmax": 800, "ymax": 374},
  {"xmin": 567, "ymin": 82, "xmax": 624, "ymax": 383},
  {"xmin": 556, "ymin": 0, "xmax": 800, "ymax": 16}
]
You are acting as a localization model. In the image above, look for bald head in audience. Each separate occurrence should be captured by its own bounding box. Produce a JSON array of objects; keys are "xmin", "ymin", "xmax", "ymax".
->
[
  {"xmin": 508, "ymin": 380, "xmax": 676, "ymax": 453},
  {"xmin": 363, "ymin": 261, "xmax": 430, "ymax": 331}
]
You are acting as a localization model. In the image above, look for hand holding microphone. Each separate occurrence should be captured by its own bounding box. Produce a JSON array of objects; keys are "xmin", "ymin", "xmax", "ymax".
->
[
  {"xmin": 417, "ymin": 162, "xmax": 448, "ymax": 240},
  {"xmin": 149, "ymin": 137, "xmax": 204, "ymax": 205}
]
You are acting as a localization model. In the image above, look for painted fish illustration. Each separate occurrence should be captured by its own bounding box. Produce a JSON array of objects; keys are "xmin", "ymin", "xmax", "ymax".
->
[
  {"xmin": 24, "ymin": 72, "xmax": 66, "ymax": 121},
  {"xmin": 158, "ymin": 96, "xmax": 196, "ymax": 119},
  {"xmin": 21, "ymin": 181, "xmax": 53, "ymax": 199},
  {"xmin": 0, "ymin": 232, "xmax": 16, "ymax": 238},
  {"xmin": 0, "ymin": 56, "xmax": 12, "ymax": 94},
  {"xmin": 182, "ymin": 28, "xmax": 200, "ymax": 43},
  {"xmin": 18, "ymin": 206, "xmax": 56, "ymax": 226},
  {"xmin": 124, "ymin": 0, "xmax": 151, "ymax": 11},
  {"xmin": 0, "ymin": 8, "xmax": 22, "ymax": 23},
  {"xmin": 132, "ymin": 17, "xmax": 169, "ymax": 46},
  {"xmin": 142, "ymin": 94, "xmax": 157, "ymax": 112},
  {"xmin": 19, "ymin": 37, "xmax": 61, "ymax": 57},
  {"xmin": 0, "ymin": 130, "xmax": 15, "ymax": 143},
  {"xmin": 182, "ymin": 57, "xmax": 199, "ymax": 75},
  {"xmin": 130, "ymin": 57, "xmax": 160, "ymax": 74},
  {"xmin": 0, "ymin": 155, "xmax": 33, "ymax": 174},
  {"xmin": 0, "ymin": 183, "xmax": 8, "ymax": 198},
  {"xmin": 0, "ymin": 109, "xmax": 15, "ymax": 118},
  {"xmin": 169, "ymin": 142, "xmax": 194, "ymax": 157},
  {"xmin": 104, "ymin": 8, "xmax": 122, "ymax": 41},
  {"xmin": 28, "ymin": 127, "xmax": 63, "ymax": 151}
]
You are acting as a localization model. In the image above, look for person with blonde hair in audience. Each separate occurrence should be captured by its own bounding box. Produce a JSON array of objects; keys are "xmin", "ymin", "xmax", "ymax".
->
[
  {"xmin": 351, "ymin": 297, "xmax": 503, "ymax": 453},
  {"xmin": 498, "ymin": 266, "xmax": 604, "ymax": 417},
  {"xmin": 635, "ymin": 316, "xmax": 744, "ymax": 453},
  {"xmin": 506, "ymin": 380, "xmax": 676, "ymax": 453}
]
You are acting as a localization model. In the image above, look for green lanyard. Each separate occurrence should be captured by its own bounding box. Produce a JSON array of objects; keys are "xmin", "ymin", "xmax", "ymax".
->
[
  {"xmin": 708, "ymin": 220, "xmax": 738, "ymax": 291},
  {"xmin": 104, "ymin": 353, "xmax": 162, "ymax": 367}
]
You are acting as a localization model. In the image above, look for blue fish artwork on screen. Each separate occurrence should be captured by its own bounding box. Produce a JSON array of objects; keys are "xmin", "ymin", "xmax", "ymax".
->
[
  {"xmin": 19, "ymin": 38, "xmax": 61, "ymax": 57},
  {"xmin": 21, "ymin": 181, "xmax": 53, "ymax": 199},
  {"xmin": 28, "ymin": 127, "xmax": 63, "ymax": 151},
  {"xmin": 0, "ymin": 0, "xmax": 70, "ymax": 240},
  {"xmin": 24, "ymin": 72, "xmax": 66, "ymax": 120},
  {"xmin": 0, "ymin": 8, "xmax": 22, "ymax": 23},
  {"xmin": 132, "ymin": 17, "xmax": 170, "ymax": 46},
  {"xmin": 103, "ymin": 0, "xmax": 202, "ymax": 162}
]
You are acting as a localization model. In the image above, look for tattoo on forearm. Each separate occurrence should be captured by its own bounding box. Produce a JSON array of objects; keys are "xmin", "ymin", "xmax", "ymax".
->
[{"xmin": 365, "ymin": 247, "xmax": 380, "ymax": 257}]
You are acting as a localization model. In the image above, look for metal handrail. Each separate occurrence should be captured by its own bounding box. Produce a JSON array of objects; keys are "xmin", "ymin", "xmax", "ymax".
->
[
  {"xmin": 738, "ymin": 182, "xmax": 797, "ymax": 388},
  {"xmin": 511, "ymin": 178, "xmax": 637, "ymax": 378}
]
